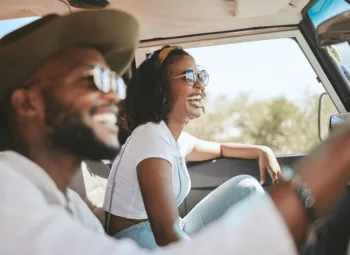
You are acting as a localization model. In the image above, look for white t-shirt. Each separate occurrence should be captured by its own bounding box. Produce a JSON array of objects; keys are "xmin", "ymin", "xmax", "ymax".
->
[
  {"xmin": 104, "ymin": 121, "xmax": 196, "ymax": 219},
  {"xmin": 0, "ymin": 150, "xmax": 297, "ymax": 255}
]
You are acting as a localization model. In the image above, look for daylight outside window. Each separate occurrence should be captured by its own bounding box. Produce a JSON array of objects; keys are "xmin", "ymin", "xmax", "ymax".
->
[{"xmin": 184, "ymin": 38, "xmax": 338, "ymax": 155}]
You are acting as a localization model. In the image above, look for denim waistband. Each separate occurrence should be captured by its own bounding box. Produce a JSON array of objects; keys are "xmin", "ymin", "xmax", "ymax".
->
[
  {"xmin": 115, "ymin": 218, "xmax": 185, "ymax": 239},
  {"xmin": 114, "ymin": 220, "xmax": 152, "ymax": 238}
]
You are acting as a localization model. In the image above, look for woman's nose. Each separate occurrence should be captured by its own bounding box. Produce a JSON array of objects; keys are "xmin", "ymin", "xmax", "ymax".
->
[{"xmin": 194, "ymin": 79, "xmax": 205, "ymax": 93}]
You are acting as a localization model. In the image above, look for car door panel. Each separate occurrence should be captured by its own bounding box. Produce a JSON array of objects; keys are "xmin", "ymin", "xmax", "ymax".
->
[{"xmin": 178, "ymin": 155, "xmax": 305, "ymax": 217}]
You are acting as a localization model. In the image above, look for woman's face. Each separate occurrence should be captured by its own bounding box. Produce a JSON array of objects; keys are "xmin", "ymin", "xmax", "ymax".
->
[{"xmin": 167, "ymin": 55, "xmax": 205, "ymax": 122}]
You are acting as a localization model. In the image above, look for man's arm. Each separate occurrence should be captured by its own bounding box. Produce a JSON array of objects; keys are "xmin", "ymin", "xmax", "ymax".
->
[
  {"xmin": 301, "ymin": 185, "xmax": 350, "ymax": 255},
  {"xmin": 0, "ymin": 164, "xmax": 296, "ymax": 255},
  {"xmin": 0, "ymin": 194, "xmax": 297, "ymax": 255}
]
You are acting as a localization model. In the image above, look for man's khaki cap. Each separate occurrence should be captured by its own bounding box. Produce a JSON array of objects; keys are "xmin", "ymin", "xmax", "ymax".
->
[{"xmin": 0, "ymin": 9, "xmax": 139, "ymax": 103}]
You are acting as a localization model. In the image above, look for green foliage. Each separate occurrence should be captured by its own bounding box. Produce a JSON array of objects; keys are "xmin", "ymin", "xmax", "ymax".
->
[{"xmin": 184, "ymin": 94, "xmax": 338, "ymax": 155}]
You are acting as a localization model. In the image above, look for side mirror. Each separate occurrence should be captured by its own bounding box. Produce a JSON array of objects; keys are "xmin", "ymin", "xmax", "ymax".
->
[
  {"xmin": 318, "ymin": 92, "xmax": 339, "ymax": 142},
  {"xmin": 316, "ymin": 10, "xmax": 350, "ymax": 47},
  {"xmin": 329, "ymin": 113, "xmax": 350, "ymax": 134},
  {"xmin": 318, "ymin": 93, "xmax": 328, "ymax": 142}
]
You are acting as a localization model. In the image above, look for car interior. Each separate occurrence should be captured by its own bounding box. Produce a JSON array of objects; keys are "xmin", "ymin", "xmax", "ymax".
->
[{"xmin": 2, "ymin": 0, "xmax": 350, "ymax": 250}]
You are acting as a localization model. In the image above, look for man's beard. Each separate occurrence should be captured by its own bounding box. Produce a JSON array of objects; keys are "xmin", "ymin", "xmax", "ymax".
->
[{"xmin": 42, "ymin": 90, "xmax": 120, "ymax": 160}]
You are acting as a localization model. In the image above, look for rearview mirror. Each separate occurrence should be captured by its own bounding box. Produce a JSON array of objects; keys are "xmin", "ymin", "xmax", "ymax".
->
[
  {"xmin": 316, "ymin": 10, "xmax": 350, "ymax": 47},
  {"xmin": 329, "ymin": 113, "xmax": 350, "ymax": 134}
]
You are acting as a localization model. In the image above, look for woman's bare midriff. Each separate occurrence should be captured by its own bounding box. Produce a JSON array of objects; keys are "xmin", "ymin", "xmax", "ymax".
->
[{"xmin": 106, "ymin": 213, "xmax": 148, "ymax": 235}]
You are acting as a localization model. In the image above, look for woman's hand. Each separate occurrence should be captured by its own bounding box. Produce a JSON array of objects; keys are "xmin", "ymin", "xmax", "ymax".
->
[{"xmin": 258, "ymin": 147, "xmax": 281, "ymax": 185}]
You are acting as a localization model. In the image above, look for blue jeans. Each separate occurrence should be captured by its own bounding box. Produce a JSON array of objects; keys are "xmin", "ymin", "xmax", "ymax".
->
[{"xmin": 114, "ymin": 175, "xmax": 265, "ymax": 250}]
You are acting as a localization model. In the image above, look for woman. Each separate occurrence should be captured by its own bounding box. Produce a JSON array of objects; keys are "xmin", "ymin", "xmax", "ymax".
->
[{"xmin": 104, "ymin": 45, "xmax": 281, "ymax": 249}]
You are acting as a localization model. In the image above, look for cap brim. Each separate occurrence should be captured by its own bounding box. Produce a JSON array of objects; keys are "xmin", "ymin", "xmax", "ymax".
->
[{"xmin": 0, "ymin": 9, "xmax": 139, "ymax": 102}]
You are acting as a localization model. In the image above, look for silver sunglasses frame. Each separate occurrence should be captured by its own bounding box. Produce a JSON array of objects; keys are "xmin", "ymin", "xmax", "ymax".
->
[
  {"xmin": 173, "ymin": 69, "xmax": 209, "ymax": 86},
  {"xmin": 85, "ymin": 65, "xmax": 127, "ymax": 100}
]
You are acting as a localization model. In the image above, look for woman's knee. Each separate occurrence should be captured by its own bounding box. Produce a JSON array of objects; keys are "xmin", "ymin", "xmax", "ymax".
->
[{"xmin": 226, "ymin": 174, "xmax": 265, "ymax": 195}]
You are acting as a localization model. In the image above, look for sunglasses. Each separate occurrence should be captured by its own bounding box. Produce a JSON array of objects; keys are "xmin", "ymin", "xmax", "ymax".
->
[
  {"xmin": 85, "ymin": 65, "xmax": 126, "ymax": 100},
  {"xmin": 173, "ymin": 69, "xmax": 209, "ymax": 86}
]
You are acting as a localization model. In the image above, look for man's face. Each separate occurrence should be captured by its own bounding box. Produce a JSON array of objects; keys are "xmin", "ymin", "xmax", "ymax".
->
[{"xmin": 16, "ymin": 47, "xmax": 121, "ymax": 160}]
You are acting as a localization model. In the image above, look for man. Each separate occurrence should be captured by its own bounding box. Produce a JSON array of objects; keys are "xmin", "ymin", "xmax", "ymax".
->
[
  {"xmin": 1, "ymin": 10, "xmax": 350, "ymax": 255},
  {"xmin": 301, "ymin": 185, "xmax": 350, "ymax": 254}
]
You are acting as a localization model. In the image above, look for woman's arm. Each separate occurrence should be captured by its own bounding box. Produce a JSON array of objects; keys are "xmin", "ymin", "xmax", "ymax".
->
[
  {"xmin": 185, "ymin": 139, "xmax": 281, "ymax": 184},
  {"xmin": 137, "ymin": 158, "xmax": 186, "ymax": 246},
  {"xmin": 185, "ymin": 139, "xmax": 268, "ymax": 161}
]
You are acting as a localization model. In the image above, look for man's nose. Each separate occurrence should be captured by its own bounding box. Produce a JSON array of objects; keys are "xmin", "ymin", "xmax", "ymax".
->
[{"xmin": 103, "ymin": 90, "xmax": 120, "ymax": 104}]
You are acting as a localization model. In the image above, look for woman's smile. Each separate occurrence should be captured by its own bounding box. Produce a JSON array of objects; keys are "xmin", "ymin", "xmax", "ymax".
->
[{"xmin": 187, "ymin": 94, "xmax": 202, "ymax": 108}]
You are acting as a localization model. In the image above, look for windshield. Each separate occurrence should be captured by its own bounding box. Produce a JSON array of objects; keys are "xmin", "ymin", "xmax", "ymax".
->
[
  {"xmin": 0, "ymin": 16, "xmax": 39, "ymax": 37},
  {"xmin": 308, "ymin": 0, "xmax": 350, "ymax": 87}
]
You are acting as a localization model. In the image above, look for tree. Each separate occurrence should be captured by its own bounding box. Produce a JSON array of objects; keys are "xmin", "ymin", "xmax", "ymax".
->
[{"xmin": 184, "ymin": 93, "xmax": 338, "ymax": 155}]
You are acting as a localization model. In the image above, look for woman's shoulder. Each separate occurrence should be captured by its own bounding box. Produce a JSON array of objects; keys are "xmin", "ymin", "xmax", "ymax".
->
[
  {"xmin": 122, "ymin": 122, "xmax": 174, "ymax": 166},
  {"xmin": 178, "ymin": 132, "xmax": 197, "ymax": 156},
  {"xmin": 133, "ymin": 121, "xmax": 163, "ymax": 134},
  {"xmin": 130, "ymin": 121, "xmax": 171, "ymax": 143}
]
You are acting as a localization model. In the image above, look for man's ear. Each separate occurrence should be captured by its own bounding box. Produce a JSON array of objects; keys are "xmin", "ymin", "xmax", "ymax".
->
[{"xmin": 10, "ymin": 89, "xmax": 43, "ymax": 120}]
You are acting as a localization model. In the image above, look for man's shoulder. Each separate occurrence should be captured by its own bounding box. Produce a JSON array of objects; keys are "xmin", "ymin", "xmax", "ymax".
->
[
  {"xmin": 0, "ymin": 155, "xmax": 31, "ymax": 186},
  {"xmin": 66, "ymin": 188, "xmax": 105, "ymax": 233},
  {"xmin": 0, "ymin": 159, "xmax": 47, "ymax": 208}
]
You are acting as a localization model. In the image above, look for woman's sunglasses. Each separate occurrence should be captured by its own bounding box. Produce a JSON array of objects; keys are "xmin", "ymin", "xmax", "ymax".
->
[
  {"xmin": 173, "ymin": 69, "xmax": 209, "ymax": 86},
  {"xmin": 85, "ymin": 65, "xmax": 126, "ymax": 100}
]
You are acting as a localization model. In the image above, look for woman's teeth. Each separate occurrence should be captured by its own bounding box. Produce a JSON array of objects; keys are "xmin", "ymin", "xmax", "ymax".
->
[
  {"xmin": 187, "ymin": 95, "xmax": 202, "ymax": 107},
  {"xmin": 187, "ymin": 95, "xmax": 202, "ymax": 100},
  {"xmin": 92, "ymin": 113, "xmax": 117, "ymax": 125}
]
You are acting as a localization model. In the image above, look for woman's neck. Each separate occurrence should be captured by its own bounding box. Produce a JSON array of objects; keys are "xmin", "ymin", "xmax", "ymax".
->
[{"xmin": 166, "ymin": 118, "xmax": 186, "ymax": 141}]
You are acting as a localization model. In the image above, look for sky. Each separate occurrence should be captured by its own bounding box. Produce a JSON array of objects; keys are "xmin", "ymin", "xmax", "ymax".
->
[
  {"xmin": 0, "ymin": 16, "xmax": 39, "ymax": 37},
  {"xmin": 1, "ymin": 0, "xmax": 349, "ymax": 106},
  {"xmin": 186, "ymin": 38, "xmax": 325, "ymax": 102}
]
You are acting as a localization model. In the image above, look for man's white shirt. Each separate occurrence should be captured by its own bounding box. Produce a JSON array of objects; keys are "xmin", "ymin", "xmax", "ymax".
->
[{"xmin": 0, "ymin": 151, "xmax": 297, "ymax": 255}]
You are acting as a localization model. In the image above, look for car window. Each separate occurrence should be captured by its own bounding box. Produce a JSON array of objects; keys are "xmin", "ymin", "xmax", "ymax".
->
[
  {"xmin": 0, "ymin": 17, "xmax": 39, "ymax": 37},
  {"xmin": 183, "ymin": 38, "xmax": 338, "ymax": 155}
]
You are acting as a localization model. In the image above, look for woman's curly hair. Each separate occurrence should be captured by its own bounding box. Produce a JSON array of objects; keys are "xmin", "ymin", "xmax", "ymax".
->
[{"xmin": 123, "ymin": 45, "xmax": 191, "ymax": 131}]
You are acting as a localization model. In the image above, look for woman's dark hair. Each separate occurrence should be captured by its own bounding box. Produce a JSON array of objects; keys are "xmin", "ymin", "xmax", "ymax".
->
[{"xmin": 123, "ymin": 45, "xmax": 191, "ymax": 131}]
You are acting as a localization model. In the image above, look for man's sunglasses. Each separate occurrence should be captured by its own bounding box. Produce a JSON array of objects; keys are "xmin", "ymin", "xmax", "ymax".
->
[
  {"xmin": 173, "ymin": 69, "xmax": 209, "ymax": 86},
  {"xmin": 85, "ymin": 65, "xmax": 126, "ymax": 100}
]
